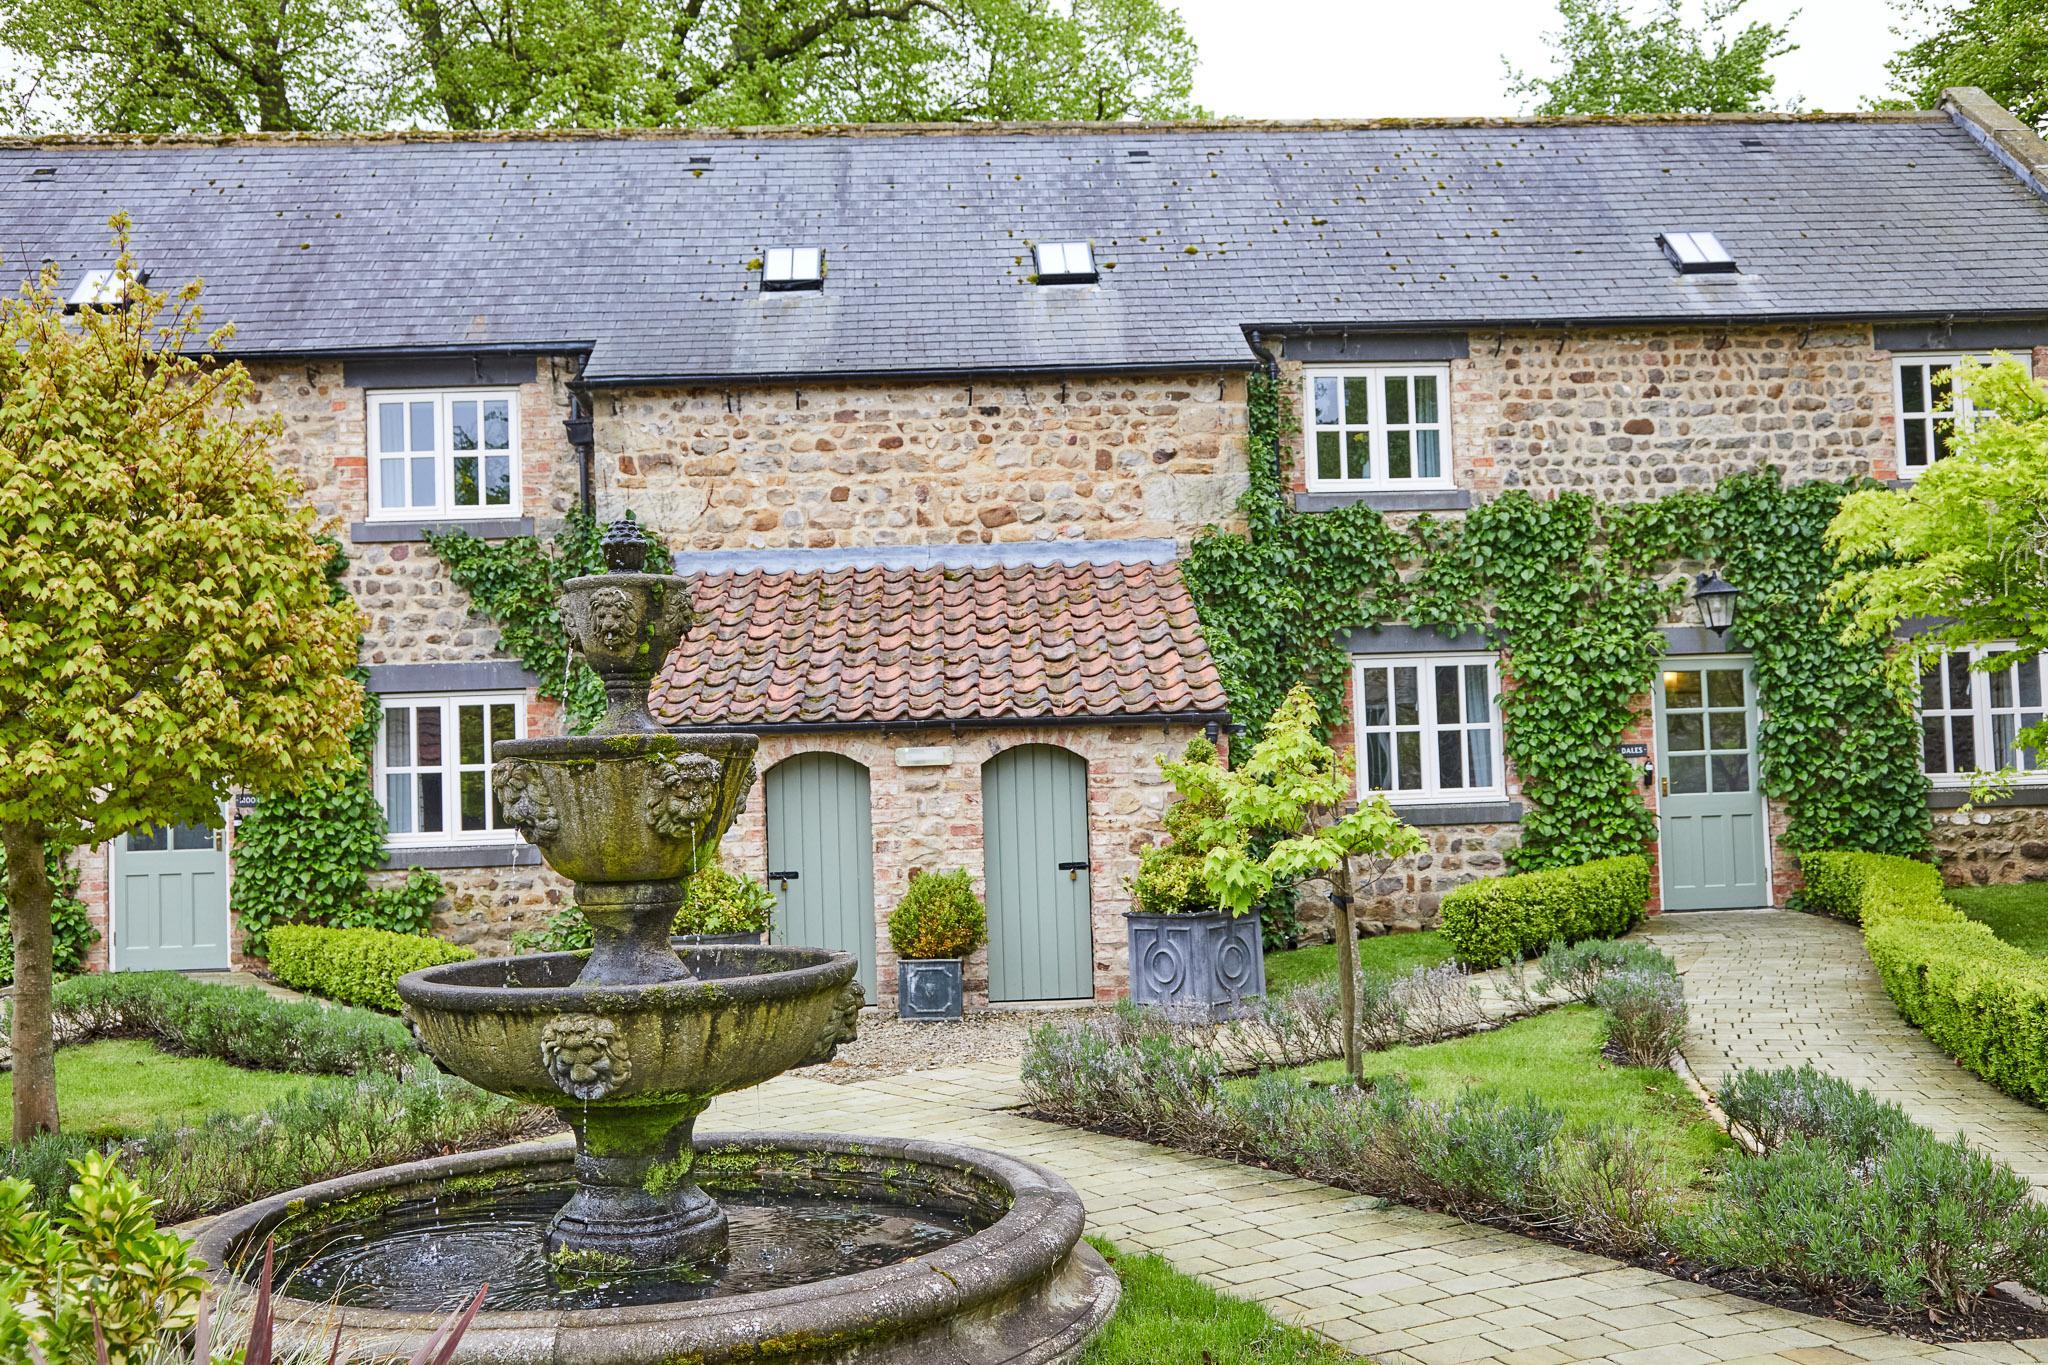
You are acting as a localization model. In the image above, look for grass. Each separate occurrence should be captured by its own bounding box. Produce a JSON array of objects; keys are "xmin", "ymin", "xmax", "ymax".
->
[
  {"xmin": 1280, "ymin": 1005, "xmax": 1733, "ymax": 1186},
  {"xmin": 0, "ymin": 1039, "xmax": 319, "ymax": 1140},
  {"xmin": 1264, "ymin": 929, "xmax": 1454, "ymax": 995},
  {"xmin": 1948, "ymin": 880, "xmax": 2048, "ymax": 955},
  {"xmin": 1081, "ymin": 1237, "xmax": 1351, "ymax": 1363}
]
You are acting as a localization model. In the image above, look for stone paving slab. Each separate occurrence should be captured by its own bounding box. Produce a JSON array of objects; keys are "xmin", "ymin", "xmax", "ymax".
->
[
  {"xmin": 1638, "ymin": 910, "xmax": 2048, "ymax": 1195},
  {"xmin": 712, "ymin": 1056, "xmax": 2037, "ymax": 1364}
]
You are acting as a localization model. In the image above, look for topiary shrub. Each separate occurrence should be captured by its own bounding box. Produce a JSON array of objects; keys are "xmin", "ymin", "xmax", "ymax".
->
[
  {"xmin": 887, "ymin": 870, "xmax": 988, "ymax": 961},
  {"xmin": 1804, "ymin": 849, "xmax": 2048, "ymax": 1106},
  {"xmin": 1439, "ymin": 855, "xmax": 1650, "ymax": 967},
  {"xmin": 266, "ymin": 924, "xmax": 473, "ymax": 1012},
  {"xmin": 1128, "ymin": 847, "xmax": 1218, "ymax": 916}
]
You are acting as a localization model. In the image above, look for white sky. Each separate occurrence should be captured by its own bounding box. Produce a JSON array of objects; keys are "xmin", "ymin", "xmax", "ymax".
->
[{"xmin": 1172, "ymin": 0, "xmax": 1920, "ymax": 119}]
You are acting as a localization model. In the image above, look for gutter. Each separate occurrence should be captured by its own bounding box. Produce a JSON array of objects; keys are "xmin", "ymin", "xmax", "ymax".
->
[
  {"xmin": 662, "ymin": 710, "xmax": 1232, "ymax": 737},
  {"xmin": 577, "ymin": 358, "xmax": 1253, "ymax": 390},
  {"xmin": 562, "ymin": 352, "xmax": 595, "ymax": 516},
  {"xmin": 1231, "ymin": 307, "xmax": 2048, "ymax": 337}
]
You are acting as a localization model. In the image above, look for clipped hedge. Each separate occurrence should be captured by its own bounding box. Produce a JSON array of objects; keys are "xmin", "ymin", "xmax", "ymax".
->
[
  {"xmin": 25, "ymin": 970, "xmax": 417, "ymax": 1074},
  {"xmin": 267, "ymin": 924, "xmax": 473, "ymax": 1012},
  {"xmin": 1800, "ymin": 850, "xmax": 2048, "ymax": 1107},
  {"xmin": 1440, "ymin": 855, "xmax": 1651, "ymax": 967}
]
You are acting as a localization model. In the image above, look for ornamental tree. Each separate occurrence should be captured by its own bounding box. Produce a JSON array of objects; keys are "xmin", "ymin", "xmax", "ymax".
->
[
  {"xmin": 1827, "ymin": 355, "xmax": 2048, "ymax": 789},
  {"xmin": 1193, "ymin": 687, "xmax": 1426, "ymax": 1082},
  {"xmin": 0, "ymin": 222, "xmax": 364, "ymax": 1139}
]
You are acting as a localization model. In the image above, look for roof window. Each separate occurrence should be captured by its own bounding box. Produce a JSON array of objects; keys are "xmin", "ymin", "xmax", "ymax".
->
[
  {"xmin": 67, "ymin": 268, "xmax": 131, "ymax": 309},
  {"xmin": 1033, "ymin": 241, "xmax": 1098, "ymax": 285},
  {"xmin": 762, "ymin": 247, "xmax": 823, "ymax": 292},
  {"xmin": 1657, "ymin": 231, "xmax": 1737, "ymax": 275}
]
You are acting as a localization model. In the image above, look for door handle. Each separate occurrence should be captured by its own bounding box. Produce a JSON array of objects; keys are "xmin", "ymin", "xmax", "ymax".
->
[
  {"xmin": 1057, "ymin": 861, "xmax": 1088, "ymax": 881},
  {"xmin": 212, "ymin": 828, "xmax": 225, "ymax": 852},
  {"xmin": 769, "ymin": 870, "xmax": 800, "ymax": 892},
  {"xmin": 1660, "ymin": 775, "xmax": 1669, "ymax": 797}
]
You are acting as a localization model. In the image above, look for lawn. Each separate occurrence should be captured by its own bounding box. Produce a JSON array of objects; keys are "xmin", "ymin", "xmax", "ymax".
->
[
  {"xmin": 1082, "ymin": 1238, "xmax": 1349, "ymax": 1363},
  {"xmin": 1264, "ymin": 929, "xmax": 1454, "ymax": 995},
  {"xmin": 0, "ymin": 1039, "xmax": 318, "ymax": 1140},
  {"xmin": 1279, "ymin": 1005, "xmax": 1732, "ymax": 1186},
  {"xmin": 1948, "ymin": 880, "xmax": 2048, "ymax": 955}
]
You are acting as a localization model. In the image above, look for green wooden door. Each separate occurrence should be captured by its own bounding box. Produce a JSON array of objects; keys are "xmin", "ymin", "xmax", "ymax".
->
[
  {"xmin": 1655, "ymin": 658, "xmax": 1770, "ymax": 911},
  {"xmin": 115, "ymin": 821, "xmax": 230, "ymax": 971},
  {"xmin": 983, "ymin": 744, "xmax": 1093, "ymax": 1003},
  {"xmin": 764, "ymin": 753, "xmax": 876, "ymax": 997}
]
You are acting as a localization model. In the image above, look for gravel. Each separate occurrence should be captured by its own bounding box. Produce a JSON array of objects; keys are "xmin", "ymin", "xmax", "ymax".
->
[{"xmin": 800, "ymin": 1008, "xmax": 1097, "ymax": 1084}]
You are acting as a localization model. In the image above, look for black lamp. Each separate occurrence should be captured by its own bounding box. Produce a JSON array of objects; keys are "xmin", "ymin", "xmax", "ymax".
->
[{"xmin": 1694, "ymin": 572, "xmax": 1739, "ymax": 636}]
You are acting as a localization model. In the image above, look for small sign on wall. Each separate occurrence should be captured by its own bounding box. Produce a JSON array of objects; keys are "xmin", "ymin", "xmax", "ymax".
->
[
  {"xmin": 233, "ymin": 793, "xmax": 259, "ymax": 813},
  {"xmin": 1617, "ymin": 742, "xmax": 1649, "ymax": 759},
  {"xmin": 896, "ymin": 745, "xmax": 954, "ymax": 769}
]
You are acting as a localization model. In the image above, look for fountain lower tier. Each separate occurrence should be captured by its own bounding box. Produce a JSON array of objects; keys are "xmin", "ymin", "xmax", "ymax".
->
[
  {"xmin": 397, "ymin": 945, "xmax": 863, "ymax": 1266},
  {"xmin": 192, "ymin": 1133, "xmax": 1120, "ymax": 1365}
]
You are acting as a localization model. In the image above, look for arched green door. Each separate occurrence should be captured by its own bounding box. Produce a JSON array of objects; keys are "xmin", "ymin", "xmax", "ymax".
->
[
  {"xmin": 983, "ymin": 744, "xmax": 1093, "ymax": 1003},
  {"xmin": 764, "ymin": 752, "xmax": 876, "ymax": 997}
]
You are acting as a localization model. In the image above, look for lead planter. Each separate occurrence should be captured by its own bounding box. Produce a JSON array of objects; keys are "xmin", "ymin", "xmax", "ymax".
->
[
  {"xmin": 1124, "ymin": 910, "xmax": 1265, "ymax": 1021},
  {"xmin": 897, "ymin": 958, "xmax": 964, "ymax": 1021}
]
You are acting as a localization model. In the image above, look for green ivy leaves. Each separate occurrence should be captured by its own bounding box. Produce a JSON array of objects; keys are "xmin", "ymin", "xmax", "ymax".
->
[{"xmin": 1182, "ymin": 381, "xmax": 1929, "ymax": 872}]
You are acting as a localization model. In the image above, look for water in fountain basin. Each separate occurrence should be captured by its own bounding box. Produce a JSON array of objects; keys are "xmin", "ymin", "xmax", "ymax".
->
[{"xmin": 268, "ymin": 1182, "xmax": 986, "ymax": 1313}]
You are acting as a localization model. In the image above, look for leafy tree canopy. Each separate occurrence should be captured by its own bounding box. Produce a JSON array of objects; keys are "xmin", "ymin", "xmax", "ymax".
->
[
  {"xmin": 1506, "ymin": 0, "xmax": 1798, "ymax": 116},
  {"xmin": 1, "ymin": 0, "xmax": 1201, "ymax": 133},
  {"xmin": 0, "ymin": 221, "xmax": 363, "ymax": 1137},
  {"xmin": 1827, "ymin": 356, "xmax": 2048, "ymax": 774},
  {"xmin": 1886, "ymin": 0, "xmax": 2048, "ymax": 131}
]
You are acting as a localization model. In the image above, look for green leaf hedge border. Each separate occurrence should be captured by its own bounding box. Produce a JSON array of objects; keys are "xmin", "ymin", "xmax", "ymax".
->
[
  {"xmin": 1799, "ymin": 850, "xmax": 2048, "ymax": 1107},
  {"xmin": 1182, "ymin": 370, "xmax": 1930, "ymax": 871}
]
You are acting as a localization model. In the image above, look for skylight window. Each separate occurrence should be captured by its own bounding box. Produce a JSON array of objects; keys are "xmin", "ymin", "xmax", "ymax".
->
[
  {"xmin": 762, "ymin": 247, "xmax": 823, "ymax": 291},
  {"xmin": 1034, "ymin": 241, "xmax": 1098, "ymax": 285},
  {"xmin": 67, "ymin": 268, "xmax": 129, "ymax": 309},
  {"xmin": 1657, "ymin": 231, "xmax": 1737, "ymax": 275}
]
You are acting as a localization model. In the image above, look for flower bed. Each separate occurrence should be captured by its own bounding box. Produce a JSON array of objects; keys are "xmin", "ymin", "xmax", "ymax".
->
[
  {"xmin": 1799, "ymin": 850, "xmax": 2048, "ymax": 1107},
  {"xmin": 1022, "ymin": 945, "xmax": 2048, "ymax": 1332}
]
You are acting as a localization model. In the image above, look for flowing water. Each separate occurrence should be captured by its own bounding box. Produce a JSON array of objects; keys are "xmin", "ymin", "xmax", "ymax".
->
[{"xmin": 267, "ymin": 1183, "xmax": 985, "ymax": 1312}]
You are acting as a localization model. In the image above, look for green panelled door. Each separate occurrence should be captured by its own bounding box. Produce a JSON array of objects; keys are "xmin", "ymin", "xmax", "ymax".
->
[
  {"xmin": 764, "ymin": 753, "xmax": 877, "ymax": 998},
  {"xmin": 115, "ymin": 822, "xmax": 230, "ymax": 971},
  {"xmin": 1655, "ymin": 658, "xmax": 1770, "ymax": 911},
  {"xmin": 983, "ymin": 744, "xmax": 1093, "ymax": 1003}
]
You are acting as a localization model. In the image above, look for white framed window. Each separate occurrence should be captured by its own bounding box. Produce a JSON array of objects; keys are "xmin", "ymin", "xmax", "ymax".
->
[
  {"xmin": 1893, "ymin": 355, "xmax": 1989, "ymax": 480},
  {"xmin": 1920, "ymin": 647, "xmax": 2048, "ymax": 785},
  {"xmin": 375, "ymin": 693, "xmax": 526, "ymax": 845},
  {"xmin": 1305, "ymin": 365, "xmax": 1453, "ymax": 490},
  {"xmin": 1353, "ymin": 655, "xmax": 1504, "ymax": 802},
  {"xmin": 367, "ymin": 389, "xmax": 520, "ymax": 519}
]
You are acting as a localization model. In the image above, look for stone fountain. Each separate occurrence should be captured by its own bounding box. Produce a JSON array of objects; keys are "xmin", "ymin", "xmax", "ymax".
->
[{"xmin": 193, "ymin": 521, "xmax": 1117, "ymax": 1363}]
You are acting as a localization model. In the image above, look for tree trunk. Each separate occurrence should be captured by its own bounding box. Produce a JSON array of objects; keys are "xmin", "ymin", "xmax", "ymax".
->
[
  {"xmin": 4, "ymin": 820, "xmax": 60, "ymax": 1141},
  {"xmin": 1331, "ymin": 862, "xmax": 1360, "ymax": 1086}
]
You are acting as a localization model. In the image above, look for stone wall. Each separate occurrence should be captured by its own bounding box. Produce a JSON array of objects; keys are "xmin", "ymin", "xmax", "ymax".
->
[
  {"xmin": 1933, "ymin": 803, "xmax": 2048, "ymax": 886},
  {"xmin": 244, "ymin": 357, "xmax": 584, "ymax": 664},
  {"xmin": 1279, "ymin": 325, "xmax": 1901, "ymax": 501},
  {"xmin": 591, "ymin": 373, "xmax": 1250, "ymax": 550},
  {"xmin": 716, "ymin": 722, "xmax": 1199, "ymax": 1011}
]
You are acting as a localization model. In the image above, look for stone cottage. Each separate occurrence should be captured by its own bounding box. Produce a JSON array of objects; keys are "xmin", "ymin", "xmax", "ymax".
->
[{"xmin": 8, "ymin": 87, "xmax": 2048, "ymax": 1007}]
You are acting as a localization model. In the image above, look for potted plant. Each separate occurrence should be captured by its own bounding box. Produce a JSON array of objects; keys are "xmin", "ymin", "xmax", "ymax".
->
[
  {"xmin": 888, "ymin": 870, "xmax": 987, "ymax": 1021},
  {"xmin": 1124, "ymin": 738, "xmax": 1267, "ymax": 1022},
  {"xmin": 672, "ymin": 860, "xmax": 777, "ymax": 947}
]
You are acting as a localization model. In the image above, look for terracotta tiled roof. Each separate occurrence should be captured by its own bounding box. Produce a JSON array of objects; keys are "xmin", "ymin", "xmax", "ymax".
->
[{"xmin": 650, "ymin": 557, "xmax": 1229, "ymax": 729}]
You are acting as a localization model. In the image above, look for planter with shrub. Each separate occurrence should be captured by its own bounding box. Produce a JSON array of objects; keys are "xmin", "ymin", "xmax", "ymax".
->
[
  {"xmin": 672, "ymin": 860, "xmax": 778, "ymax": 947},
  {"xmin": 888, "ymin": 869, "xmax": 987, "ymax": 1021},
  {"xmin": 1125, "ymin": 847, "xmax": 1265, "ymax": 1022}
]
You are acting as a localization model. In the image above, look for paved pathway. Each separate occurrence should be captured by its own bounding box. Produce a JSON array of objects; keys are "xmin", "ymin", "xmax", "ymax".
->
[
  {"xmin": 1639, "ymin": 909, "xmax": 2048, "ymax": 1195},
  {"xmin": 714, "ymin": 1055, "xmax": 2046, "ymax": 1363}
]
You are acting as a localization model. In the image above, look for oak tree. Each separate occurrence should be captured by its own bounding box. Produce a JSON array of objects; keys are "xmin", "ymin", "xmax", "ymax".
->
[
  {"xmin": 0, "ymin": 222, "xmax": 363, "ymax": 1139},
  {"xmin": 1505, "ymin": 0, "xmax": 1797, "ymax": 116}
]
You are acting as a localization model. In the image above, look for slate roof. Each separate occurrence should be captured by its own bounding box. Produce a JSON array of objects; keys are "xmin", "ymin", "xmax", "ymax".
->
[
  {"xmin": 648, "ymin": 546, "xmax": 1228, "ymax": 728},
  {"xmin": 4, "ymin": 114, "xmax": 2048, "ymax": 382}
]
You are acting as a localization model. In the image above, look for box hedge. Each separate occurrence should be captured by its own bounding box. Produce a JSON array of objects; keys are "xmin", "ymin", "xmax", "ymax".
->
[
  {"xmin": 1440, "ymin": 855, "xmax": 1651, "ymax": 967},
  {"xmin": 266, "ymin": 924, "xmax": 473, "ymax": 1013},
  {"xmin": 1799, "ymin": 849, "xmax": 2048, "ymax": 1106}
]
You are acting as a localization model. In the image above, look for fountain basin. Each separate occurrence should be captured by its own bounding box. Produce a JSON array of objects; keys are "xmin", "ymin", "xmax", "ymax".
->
[
  {"xmin": 191, "ymin": 1132, "xmax": 1120, "ymax": 1364},
  {"xmin": 398, "ymin": 946, "xmax": 862, "ymax": 1266}
]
